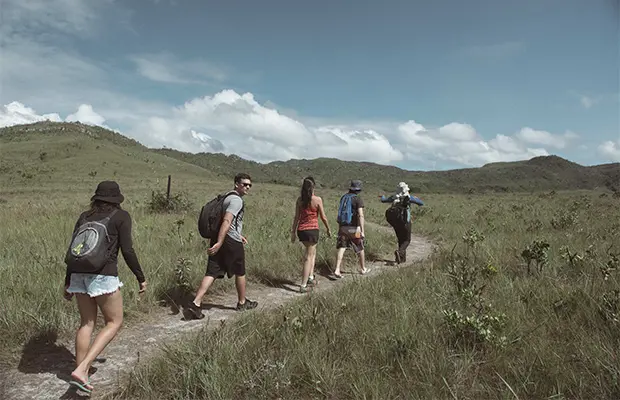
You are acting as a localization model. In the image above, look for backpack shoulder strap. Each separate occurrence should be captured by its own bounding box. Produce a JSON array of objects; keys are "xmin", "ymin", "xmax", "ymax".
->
[
  {"xmin": 220, "ymin": 191, "xmax": 243, "ymax": 214},
  {"xmin": 223, "ymin": 190, "xmax": 240, "ymax": 200},
  {"xmin": 101, "ymin": 208, "xmax": 119, "ymax": 223}
]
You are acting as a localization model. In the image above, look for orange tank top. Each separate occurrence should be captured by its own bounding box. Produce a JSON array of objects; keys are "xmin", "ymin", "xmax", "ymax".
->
[{"xmin": 298, "ymin": 204, "xmax": 319, "ymax": 231}]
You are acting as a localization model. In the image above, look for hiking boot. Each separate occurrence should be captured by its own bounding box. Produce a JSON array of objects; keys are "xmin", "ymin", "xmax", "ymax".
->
[
  {"xmin": 236, "ymin": 298, "xmax": 258, "ymax": 311},
  {"xmin": 187, "ymin": 301, "xmax": 205, "ymax": 320},
  {"xmin": 307, "ymin": 275, "xmax": 316, "ymax": 286}
]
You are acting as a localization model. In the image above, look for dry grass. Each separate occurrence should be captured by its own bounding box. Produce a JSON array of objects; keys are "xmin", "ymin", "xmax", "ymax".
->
[{"xmin": 111, "ymin": 190, "xmax": 619, "ymax": 399}]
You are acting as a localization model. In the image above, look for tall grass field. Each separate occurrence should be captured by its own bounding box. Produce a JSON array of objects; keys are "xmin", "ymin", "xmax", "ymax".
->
[
  {"xmin": 0, "ymin": 180, "xmax": 392, "ymax": 363},
  {"xmin": 1, "ymin": 125, "xmax": 619, "ymax": 399},
  {"xmin": 107, "ymin": 190, "xmax": 618, "ymax": 399}
]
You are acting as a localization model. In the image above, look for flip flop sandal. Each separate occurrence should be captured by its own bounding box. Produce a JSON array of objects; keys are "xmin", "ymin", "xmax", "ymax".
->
[{"xmin": 69, "ymin": 378, "xmax": 93, "ymax": 394}]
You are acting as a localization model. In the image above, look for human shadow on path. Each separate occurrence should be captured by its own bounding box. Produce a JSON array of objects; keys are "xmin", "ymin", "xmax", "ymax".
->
[
  {"xmin": 58, "ymin": 386, "xmax": 90, "ymax": 399},
  {"xmin": 180, "ymin": 301, "xmax": 238, "ymax": 321},
  {"xmin": 17, "ymin": 330, "xmax": 104, "ymax": 398},
  {"xmin": 158, "ymin": 286, "xmax": 194, "ymax": 316},
  {"xmin": 252, "ymin": 270, "xmax": 300, "ymax": 293}
]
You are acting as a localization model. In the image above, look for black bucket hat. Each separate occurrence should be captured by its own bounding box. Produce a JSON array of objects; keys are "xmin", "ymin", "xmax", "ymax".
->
[{"xmin": 91, "ymin": 180, "xmax": 124, "ymax": 204}]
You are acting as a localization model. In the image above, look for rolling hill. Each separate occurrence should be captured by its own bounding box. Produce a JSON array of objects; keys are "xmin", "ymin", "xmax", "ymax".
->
[
  {"xmin": 153, "ymin": 148, "xmax": 620, "ymax": 194},
  {"xmin": 0, "ymin": 121, "xmax": 221, "ymax": 197},
  {"xmin": 2, "ymin": 121, "xmax": 619, "ymax": 194}
]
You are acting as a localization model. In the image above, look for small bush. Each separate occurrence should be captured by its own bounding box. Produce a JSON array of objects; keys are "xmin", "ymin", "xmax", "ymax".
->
[
  {"xmin": 521, "ymin": 239, "xmax": 550, "ymax": 274},
  {"xmin": 550, "ymin": 209, "xmax": 577, "ymax": 229},
  {"xmin": 147, "ymin": 190, "xmax": 193, "ymax": 213},
  {"xmin": 442, "ymin": 228, "xmax": 506, "ymax": 349}
]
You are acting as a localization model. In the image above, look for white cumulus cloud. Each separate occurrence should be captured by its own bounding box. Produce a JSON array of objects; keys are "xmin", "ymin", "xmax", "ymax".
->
[
  {"xmin": 395, "ymin": 119, "xmax": 549, "ymax": 166},
  {"xmin": 516, "ymin": 127, "xmax": 579, "ymax": 149},
  {"xmin": 127, "ymin": 90, "xmax": 404, "ymax": 164},
  {"xmin": 66, "ymin": 104, "xmax": 106, "ymax": 126},
  {"xmin": 1, "ymin": 89, "xmax": 587, "ymax": 169},
  {"xmin": 598, "ymin": 140, "xmax": 620, "ymax": 162},
  {"xmin": 0, "ymin": 101, "xmax": 106, "ymax": 128},
  {"xmin": 0, "ymin": 102, "xmax": 62, "ymax": 127}
]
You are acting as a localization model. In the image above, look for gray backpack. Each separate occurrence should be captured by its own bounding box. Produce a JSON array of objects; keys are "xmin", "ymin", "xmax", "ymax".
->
[{"xmin": 65, "ymin": 209, "xmax": 118, "ymax": 271}]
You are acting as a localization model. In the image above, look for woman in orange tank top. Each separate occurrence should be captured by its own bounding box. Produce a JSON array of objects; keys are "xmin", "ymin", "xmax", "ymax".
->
[{"xmin": 291, "ymin": 176, "xmax": 332, "ymax": 292}]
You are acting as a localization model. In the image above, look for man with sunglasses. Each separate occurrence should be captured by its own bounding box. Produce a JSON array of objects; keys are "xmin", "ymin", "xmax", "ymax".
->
[{"xmin": 187, "ymin": 173, "xmax": 258, "ymax": 319}]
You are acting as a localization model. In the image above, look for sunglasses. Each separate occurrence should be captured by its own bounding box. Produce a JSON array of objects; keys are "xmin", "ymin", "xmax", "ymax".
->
[{"xmin": 240, "ymin": 182, "xmax": 252, "ymax": 188}]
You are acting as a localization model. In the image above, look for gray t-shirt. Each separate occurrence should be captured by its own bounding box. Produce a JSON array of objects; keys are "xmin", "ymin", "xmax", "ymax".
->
[{"xmin": 223, "ymin": 193, "xmax": 244, "ymax": 242}]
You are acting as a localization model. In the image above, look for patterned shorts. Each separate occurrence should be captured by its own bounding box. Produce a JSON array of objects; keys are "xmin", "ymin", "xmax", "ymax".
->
[{"xmin": 336, "ymin": 226, "xmax": 365, "ymax": 254}]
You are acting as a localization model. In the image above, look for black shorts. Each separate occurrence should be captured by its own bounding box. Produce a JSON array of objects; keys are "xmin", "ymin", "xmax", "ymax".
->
[
  {"xmin": 297, "ymin": 229, "xmax": 319, "ymax": 244},
  {"xmin": 205, "ymin": 236, "xmax": 245, "ymax": 279}
]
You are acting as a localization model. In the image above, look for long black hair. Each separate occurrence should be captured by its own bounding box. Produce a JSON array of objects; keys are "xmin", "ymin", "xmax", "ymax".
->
[
  {"xmin": 300, "ymin": 176, "xmax": 315, "ymax": 208},
  {"xmin": 84, "ymin": 199, "xmax": 121, "ymax": 218}
]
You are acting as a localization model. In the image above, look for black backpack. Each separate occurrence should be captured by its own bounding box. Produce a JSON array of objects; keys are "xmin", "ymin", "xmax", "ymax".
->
[
  {"xmin": 65, "ymin": 209, "xmax": 118, "ymax": 271},
  {"xmin": 385, "ymin": 196, "xmax": 410, "ymax": 227},
  {"xmin": 198, "ymin": 191, "xmax": 238, "ymax": 239}
]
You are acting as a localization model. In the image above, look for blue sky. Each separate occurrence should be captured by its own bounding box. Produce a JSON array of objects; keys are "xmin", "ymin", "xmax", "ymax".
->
[{"xmin": 1, "ymin": 0, "xmax": 618, "ymax": 170}]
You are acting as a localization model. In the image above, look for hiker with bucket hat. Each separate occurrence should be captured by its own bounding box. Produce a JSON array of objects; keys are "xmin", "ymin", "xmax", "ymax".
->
[
  {"xmin": 63, "ymin": 180, "xmax": 147, "ymax": 394},
  {"xmin": 379, "ymin": 181, "xmax": 424, "ymax": 264},
  {"xmin": 332, "ymin": 179, "xmax": 369, "ymax": 278}
]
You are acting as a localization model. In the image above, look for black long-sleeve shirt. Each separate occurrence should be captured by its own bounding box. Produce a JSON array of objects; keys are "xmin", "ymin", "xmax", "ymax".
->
[{"xmin": 65, "ymin": 209, "xmax": 146, "ymax": 286}]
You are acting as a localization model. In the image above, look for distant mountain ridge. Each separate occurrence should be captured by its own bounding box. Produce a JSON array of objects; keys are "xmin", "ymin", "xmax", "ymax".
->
[
  {"xmin": 151, "ymin": 150, "xmax": 620, "ymax": 194},
  {"xmin": 2, "ymin": 121, "xmax": 619, "ymax": 193}
]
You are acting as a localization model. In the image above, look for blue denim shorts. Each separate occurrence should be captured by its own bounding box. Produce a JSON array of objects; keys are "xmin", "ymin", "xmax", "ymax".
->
[{"xmin": 67, "ymin": 273, "xmax": 124, "ymax": 297}]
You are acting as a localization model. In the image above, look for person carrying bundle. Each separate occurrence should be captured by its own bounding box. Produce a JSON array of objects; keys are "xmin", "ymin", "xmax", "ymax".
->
[{"xmin": 379, "ymin": 181, "xmax": 424, "ymax": 264}]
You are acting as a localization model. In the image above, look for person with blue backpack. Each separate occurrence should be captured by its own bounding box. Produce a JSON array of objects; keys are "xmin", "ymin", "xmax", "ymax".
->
[
  {"xmin": 379, "ymin": 181, "xmax": 424, "ymax": 264},
  {"xmin": 332, "ymin": 179, "xmax": 369, "ymax": 278}
]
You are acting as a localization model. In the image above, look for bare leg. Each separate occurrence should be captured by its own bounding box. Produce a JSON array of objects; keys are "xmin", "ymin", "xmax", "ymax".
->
[
  {"xmin": 308, "ymin": 244, "xmax": 317, "ymax": 281},
  {"xmin": 357, "ymin": 249, "xmax": 367, "ymax": 273},
  {"xmin": 333, "ymin": 247, "xmax": 346, "ymax": 276},
  {"xmin": 71, "ymin": 289, "xmax": 123, "ymax": 386},
  {"xmin": 74, "ymin": 294, "xmax": 97, "ymax": 367},
  {"xmin": 235, "ymin": 275, "xmax": 246, "ymax": 304},
  {"xmin": 192, "ymin": 275, "xmax": 215, "ymax": 307},
  {"xmin": 301, "ymin": 243, "xmax": 317, "ymax": 286}
]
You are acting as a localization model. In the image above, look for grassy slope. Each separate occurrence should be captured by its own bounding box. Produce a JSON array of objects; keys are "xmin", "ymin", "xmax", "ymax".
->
[
  {"xmin": 0, "ymin": 121, "xmax": 221, "ymax": 196},
  {"xmin": 4, "ymin": 121, "xmax": 620, "ymax": 195}
]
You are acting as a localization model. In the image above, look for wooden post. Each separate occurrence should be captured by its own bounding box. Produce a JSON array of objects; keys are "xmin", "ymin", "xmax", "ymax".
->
[{"xmin": 166, "ymin": 174, "xmax": 171, "ymax": 202}]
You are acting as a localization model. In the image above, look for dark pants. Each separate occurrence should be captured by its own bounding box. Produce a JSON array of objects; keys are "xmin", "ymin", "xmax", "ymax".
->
[{"xmin": 393, "ymin": 221, "xmax": 411, "ymax": 263}]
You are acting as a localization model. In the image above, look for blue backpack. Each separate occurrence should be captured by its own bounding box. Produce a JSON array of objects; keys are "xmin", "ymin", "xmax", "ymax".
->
[{"xmin": 337, "ymin": 193, "xmax": 357, "ymax": 224}]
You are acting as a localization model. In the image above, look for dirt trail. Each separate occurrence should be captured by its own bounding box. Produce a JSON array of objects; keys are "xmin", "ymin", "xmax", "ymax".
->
[{"xmin": 1, "ymin": 223, "xmax": 433, "ymax": 400}]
